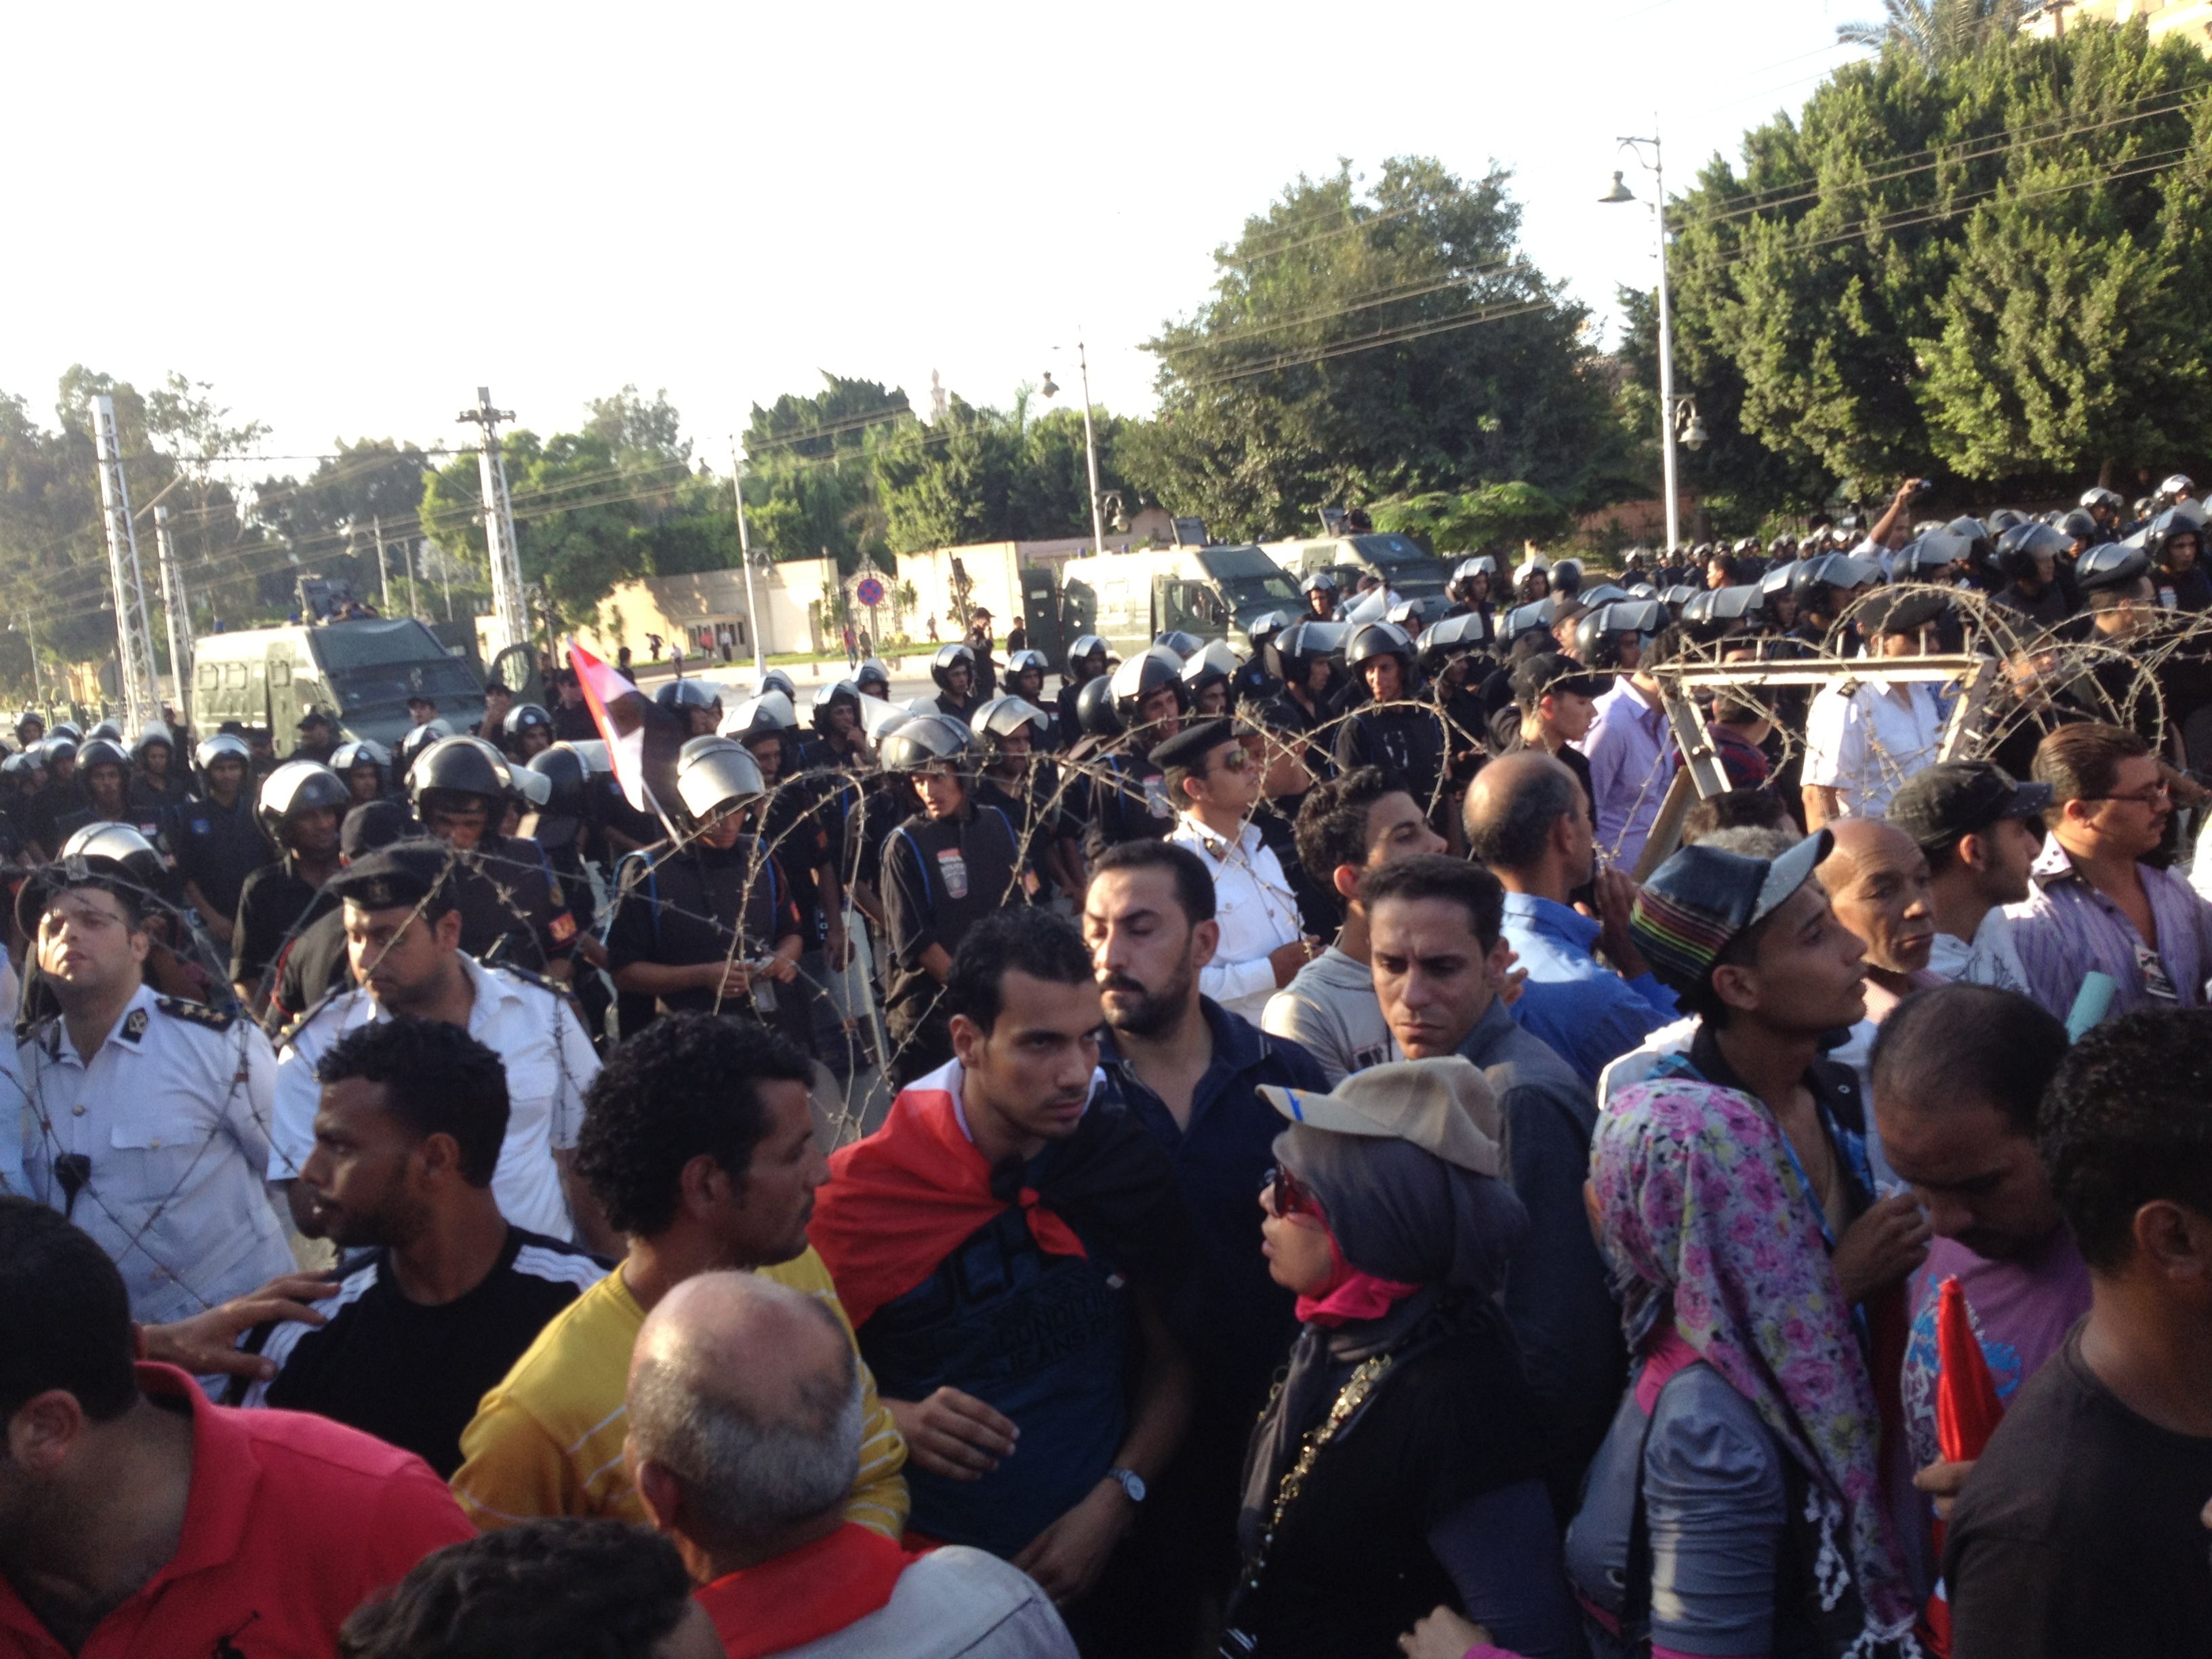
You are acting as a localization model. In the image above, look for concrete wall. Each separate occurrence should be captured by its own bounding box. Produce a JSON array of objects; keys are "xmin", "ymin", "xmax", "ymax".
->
[{"xmin": 568, "ymin": 558, "xmax": 839, "ymax": 664}]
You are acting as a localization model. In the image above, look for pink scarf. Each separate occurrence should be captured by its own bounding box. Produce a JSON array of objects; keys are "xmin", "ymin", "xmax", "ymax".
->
[{"xmin": 1295, "ymin": 1233, "xmax": 1420, "ymax": 1326}]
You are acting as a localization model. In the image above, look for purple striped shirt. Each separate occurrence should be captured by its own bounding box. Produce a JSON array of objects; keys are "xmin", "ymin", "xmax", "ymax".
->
[{"xmin": 2004, "ymin": 835, "xmax": 2212, "ymax": 1020}]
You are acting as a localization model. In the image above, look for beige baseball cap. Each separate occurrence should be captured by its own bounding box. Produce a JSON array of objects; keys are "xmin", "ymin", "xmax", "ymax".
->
[{"xmin": 1258, "ymin": 1058, "xmax": 1505, "ymax": 1178}]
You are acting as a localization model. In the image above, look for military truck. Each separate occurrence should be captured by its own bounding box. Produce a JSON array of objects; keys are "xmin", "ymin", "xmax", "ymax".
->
[
  {"xmin": 190, "ymin": 617, "xmax": 487, "ymax": 754},
  {"xmin": 1256, "ymin": 532, "xmax": 1450, "ymax": 600},
  {"xmin": 1049, "ymin": 545, "xmax": 1305, "ymax": 663}
]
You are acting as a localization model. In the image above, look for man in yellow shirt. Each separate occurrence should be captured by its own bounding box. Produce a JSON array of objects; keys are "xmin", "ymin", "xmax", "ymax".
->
[{"xmin": 451, "ymin": 1016, "xmax": 907, "ymax": 1537}]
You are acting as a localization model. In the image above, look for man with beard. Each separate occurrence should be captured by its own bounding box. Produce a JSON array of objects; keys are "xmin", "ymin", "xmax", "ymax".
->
[
  {"xmin": 228, "ymin": 1017, "xmax": 603, "ymax": 1476},
  {"xmin": 809, "ymin": 907, "xmax": 1193, "ymax": 1652},
  {"xmin": 1868, "ymin": 985, "xmax": 2090, "ymax": 1576},
  {"xmin": 1081, "ymin": 839, "xmax": 1328, "ymax": 1633}
]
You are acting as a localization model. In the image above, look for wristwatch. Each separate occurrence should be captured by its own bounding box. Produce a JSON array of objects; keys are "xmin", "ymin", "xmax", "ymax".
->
[{"xmin": 1106, "ymin": 1466, "xmax": 1147, "ymax": 1504}]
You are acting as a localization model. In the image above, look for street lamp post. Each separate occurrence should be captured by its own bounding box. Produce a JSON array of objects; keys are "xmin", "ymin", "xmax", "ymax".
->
[
  {"xmin": 1603, "ymin": 123, "xmax": 1688, "ymax": 557},
  {"xmin": 1043, "ymin": 337, "xmax": 1110, "ymax": 556}
]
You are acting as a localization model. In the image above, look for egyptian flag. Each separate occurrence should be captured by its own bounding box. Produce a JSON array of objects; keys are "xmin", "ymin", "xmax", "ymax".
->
[
  {"xmin": 1921, "ymin": 1275, "xmax": 2007, "ymax": 1655},
  {"xmin": 568, "ymin": 643, "xmax": 684, "ymax": 816},
  {"xmin": 809, "ymin": 1056, "xmax": 1193, "ymax": 1332}
]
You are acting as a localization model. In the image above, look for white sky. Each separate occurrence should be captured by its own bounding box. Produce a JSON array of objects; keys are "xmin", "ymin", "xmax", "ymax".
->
[{"xmin": 3, "ymin": 0, "xmax": 1864, "ymax": 472}]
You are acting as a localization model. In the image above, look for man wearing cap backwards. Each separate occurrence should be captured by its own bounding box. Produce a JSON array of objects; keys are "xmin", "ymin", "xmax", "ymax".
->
[
  {"xmin": 1887, "ymin": 759, "xmax": 2045, "ymax": 992},
  {"xmin": 1802, "ymin": 587, "xmax": 1949, "ymax": 828},
  {"xmin": 1611, "ymin": 835, "xmax": 1932, "ymax": 1312},
  {"xmin": 267, "ymin": 843, "xmax": 612, "ymax": 1254},
  {"xmin": 294, "ymin": 708, "xmax": 339, "ymax": 766},
  {"xmin": 1159, "ymin": 719, "xmax": 1314, "ymax": 1024},
  {"xmin": 1359, "ymin": 853, "xmax": 1623, "ymax": 1497},
  {"xmin": 16, "ymin": 862, "xmax": 297, "ymax": 1323}
]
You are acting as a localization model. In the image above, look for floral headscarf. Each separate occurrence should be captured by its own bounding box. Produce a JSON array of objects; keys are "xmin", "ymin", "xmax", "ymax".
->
[{"xmin": 1596, "ymin": 1075, "xmax": 1921, "ymax": 1652}]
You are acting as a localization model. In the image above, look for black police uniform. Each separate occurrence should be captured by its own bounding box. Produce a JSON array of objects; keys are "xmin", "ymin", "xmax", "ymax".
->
[
  {"xmin": 603, "ymin": 836, "xmax": 808, "ymax": 1044},
  {"xmin": 1331, "ymin": 695, "xmax": 1450, "ymax": 826},
  {"xmin": 173, "ymin": 793, "xmax": 273, "ymax": 928},
  {"xmin": 449, "ymin": 832, "xmax": 579, "ymax": 973},
  {"xmin": 880, "ymin": 801, "xmax": 1023, "ymax": 1085},
  {"xmin": 25, "ymin": 778, "xmax": 86, "ymax": 854},
  {"xmin": 1077, "ymin": 748, "xmax": 1177, "ymax": 866},
  {"xmin": 976, "ymin": 765, "xmax": 1080, "ymax": 900},
  {"xmin": 233, "ymin": 856, "xmax": 336, "ymax": 995},
  {"xmin": 127, "ymin": 769, "xmax": 193, "ymax": 816}
]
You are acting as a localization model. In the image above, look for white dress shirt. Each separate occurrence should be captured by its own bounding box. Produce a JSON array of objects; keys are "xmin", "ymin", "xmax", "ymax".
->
[
  {"xmin": 271, "ymin": 954, "xmax": 599, "ymax": 1241},
  {"xmin": 1168, "ymin": 814, "xmax": 1304, "ymax": 1024},
  {"xmin": 1802, "ymin": 673, "xmax": 1945, "ymax": 819},
  {"xmin": 18, "ymin": 983, "xmax": 295, "ymax": 1323}
]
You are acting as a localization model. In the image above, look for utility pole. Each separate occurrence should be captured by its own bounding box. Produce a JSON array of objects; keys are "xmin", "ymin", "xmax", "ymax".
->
[
  {"xmin": 1076, "ymin": 336, "xmax": 1108, "ymax": 557},
  {"xmin": 88, "ymin": 395, "xmax": 164, "ymax": 733},
  {"xmin": 405, "ymin": 536, "xmax": 422, "ymax": 618},
  {"xmin": 457, "ymin": 387, "xmax": 527, "ymax": 654},
  {"xmin": 153, "ymin": 506, "xmax": 193, "ymax": 727},
  {"xmin": 729, "ymin": 437, "xmax": 767, "ymax": 676},
  {"xmin": 437, "ymin": 541, "xmax": 453, "ymax": 620},
  {"xmin": 373, "ymin": 514, "xmax": 391, "ymax": 612}
]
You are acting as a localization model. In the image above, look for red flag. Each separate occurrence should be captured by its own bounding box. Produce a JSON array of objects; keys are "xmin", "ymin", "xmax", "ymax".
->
[
  {"xmin": 1923, "ymin": 1275, "xmax": 2007, "ymax": 1656},
  {"xmin": 567, "ymin": 642, "xmax": 682, "ymax": 815}
]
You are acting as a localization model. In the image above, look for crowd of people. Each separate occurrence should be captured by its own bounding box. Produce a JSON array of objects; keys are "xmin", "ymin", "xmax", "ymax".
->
[{"xmin": 5, "ymin": 471, "xmax": 2212, "ymax": 1658}]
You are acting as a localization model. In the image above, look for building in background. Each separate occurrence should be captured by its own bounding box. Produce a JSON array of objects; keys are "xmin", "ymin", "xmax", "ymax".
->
[{"xmin": 2024, "ymin": 1, "xmax": 2212, "ymax": 46}]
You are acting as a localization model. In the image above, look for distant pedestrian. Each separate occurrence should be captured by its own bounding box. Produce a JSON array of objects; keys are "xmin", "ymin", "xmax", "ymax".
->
[
  {"xmin": 841, "ymin": 621, "xmax": 858, "ymax": 666},
  {"xmin": 927, "ymin": 614, "xmax": 940, "ymax": 642}
]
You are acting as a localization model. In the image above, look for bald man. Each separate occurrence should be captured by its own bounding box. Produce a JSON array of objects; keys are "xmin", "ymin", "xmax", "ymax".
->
[
  {"xmin": 1819, "ymin": 818, "xmax": 1942, "ymax": 1013},
  {"xmin": 1467, "ymin": 752, "xmax": 1676, "ymax": 1086},
  {"xmin": 628, "ymin": 1273, "xmax": 1074, "ymax": 1659}
]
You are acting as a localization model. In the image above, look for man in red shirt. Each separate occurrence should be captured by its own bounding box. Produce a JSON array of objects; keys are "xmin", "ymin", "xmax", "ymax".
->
[{"xmin": 0, "ymin": 1197, "xmax": 474, "ymax": 1658}]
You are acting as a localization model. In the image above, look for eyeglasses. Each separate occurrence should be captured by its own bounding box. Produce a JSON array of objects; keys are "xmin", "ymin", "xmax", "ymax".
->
[
  {"xmin": 1260, "ymin": 1165, "xmax": 1324, "ymax": 1222},
  {"xmin": 2081, "ymin": 780, "xmax": 2171, "ymax": 807}
]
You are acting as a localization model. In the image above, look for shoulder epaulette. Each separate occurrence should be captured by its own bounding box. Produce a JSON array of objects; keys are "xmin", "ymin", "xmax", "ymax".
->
[
  {"xmin": 155, "ymin": 995, "xmax": 240, "ymax": 1033},
  {"xmin": 275, "ymin": 985, "xmax": 352, "ymax": 1047},
  {"xmin": 480, "ymin": 959, "xmax": 578, "ymax": 1005}
]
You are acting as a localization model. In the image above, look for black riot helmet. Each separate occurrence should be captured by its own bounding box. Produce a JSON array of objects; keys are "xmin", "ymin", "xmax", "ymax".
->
[
  {"xmin": 854, "ymin": 658, "xmax": 892, "ymax": 698},
  {"xmin": 74, "ymin": 737, "xmax": 129, "ymax": 778},
  {"xmin": 16, "ymin": 823, "xmax": 171, "ymax": 938},
  {"xmin": 810, "ymin": 679, "xmax": 863, "ymax": 738},
  {"xmin": 2074, "ymin": 542, "xmax": 2153, "ymax": 595},
  {"xmin": 2060, "ymin": 508, "xmax": 2099, "ymax": 548},
  {"xmin": 1574, "ymin": 599, "xmax": 1666, "ymax": 666},
  {"xmin": 2080, "ymin": 485, "xmax": 2125, "ymax": 516},
  {"xmin": 655, "ymin": 677, "xmax": 724, "ymax": 720},
  {"xmin": 502, "ymin": 702, "xmax": 555, "ymax": 740},
  {"xmin": 523, "ymin": 743, "xmax": 597, "ymax": 843},
  {"xmin": 1066, "ymin": 635, "xmax": 1109, "ymax": 681},
  {"xmin": 406, "ymin": 734, "xmax": 515, "ymax": 816},
  {"xmin": 1264, "ymin": 619, "xmax": 1346, "ymax": 687},
  {"xmin": 930, "ymin": 642, "xmax": 978, "ymax": 695},
  {"xmin": 879, "ymin": 711, "xmax": 981, "ymax": 779},
  {"xmin": 2158, "ymin": 473, "xmax": 2196, "ymax": 507},
  {"xmin": 394, "ymin": 719, "xmax": 452, "ymax": 779},
  {"xmin": 2145, "ymin": 506, "xmax": 2204, "ymax": 569},
  {"xmin": 1417, "ymin": 610, "xmax": 1491, "ymax": 677},
  {"xmin": 1109, "ymin": 645, "xmax": 1191, "ymax": 726},
  {"xmin": 1344, "ymin": 622, "xmax": 1415, "ymax": 687},
  {"xmin": 971, "ymin": 695, "xmax": 1053, "ymax": 751},
  {"xmin": 1996, "ymin": 521, "xmax": 2070, "ymax": 583},
  {"xmin": 1986, "ymin": 508, "xmax": 2028, "ymax": 533},
  {"xmin": 1075, "ymin": 675, "xmax": 1125, "ymax": 740},
  {"xmin": 258, "ymin": 759, "xmax": 351, "ymax": 843},
  {"xmin": 671, "ymin": 736, "xmax": 766, "ymax": 829},
  {"xmin": 1944, "ymin": 516, "xmax": 1994, "ymax": 567},
  {"xmin": 1180, "ymin": 641, "xmax": 1242, "ymax": 702},
  {"xmin": 1245, "ymin": 613, "xmax": 1291, "ymax": 654},
  {"xmin": 1501, "ymin": 599, "xmax": 1557, "ymax": 647},
  {"xmin": 1153, "ymin": 631, "xmax": 1205, "ymax": 662},
  {"xmin": 1004, "ymin": 650, "xmax": 1050, "ymax": 700}
]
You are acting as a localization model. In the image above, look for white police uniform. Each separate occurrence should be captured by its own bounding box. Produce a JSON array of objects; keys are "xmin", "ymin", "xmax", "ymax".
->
[
  {"xmin": 270, "ymin": 953, "xmax": 600, "ymax": 1242},
  {"xmin": 18, "ymin": 983, "xmax": 295, "ymax": 1324}
]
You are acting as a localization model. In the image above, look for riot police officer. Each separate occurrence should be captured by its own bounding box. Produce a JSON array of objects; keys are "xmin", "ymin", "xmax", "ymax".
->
[
  {"xmin": 656, "ymin": 677, "xmax": 724, "ymax": 738},
  {"xmin": 1333, "ymin": 622, "xmax": 1451, "ymax": 837},
  {"xmin": 505, "ymin": 702, "xmax": 558, "ymax": 760},
  {"xmin": 127, "ymin": 725, "xmax": 192, "ymax": 814},
  {"xmin": 973, "ymin": 694, "xmax": 1082, "ymax": 898},
  {"xmin": 1056, "ymin": 634, "xmax": 1110, "ymax": 746},
  {"xmin": 408, "ymin": 736, "xmax": 580, "ymax": 980},
  {"xmin": 877, "ymin": 714, "xmax": 1024, "ymax": 1084},
  {"xmin": 1077, "ymin": 645, "xmax": 1188, "ymax": 863},
  {"xmin": 601, "ymin": 736, "xmax": 805, "ymax": 1041},
  {"xmin": 930, "ymin": 642, "xmax": 983, "ymax": 722},
  {"xmin": 231, "ymin": 760, "xmax": 349, "ymax": 1008}
]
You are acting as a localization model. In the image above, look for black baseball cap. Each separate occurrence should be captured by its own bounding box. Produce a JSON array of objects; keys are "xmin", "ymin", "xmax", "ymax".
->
[
  {"xmin": 1150, "ymin": 717, "xmax": 1245, "ymax": 773},
  {"xmin": 1886, "ymin": 761, "xmax": 2051, "ymax": 852},
  {"xmin": 1512, "ymin": 652, "xmax": 1609, "ymax": 708}
]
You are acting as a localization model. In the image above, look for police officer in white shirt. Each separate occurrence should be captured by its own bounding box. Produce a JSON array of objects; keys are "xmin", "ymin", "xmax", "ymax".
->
[
  {"xmin": 269, "ymin": 843, "xmax": 613, "ymax": 1254},
  {"xmin": 1159, "ymin": 719, "xmax": 1316, "ymax": 1023},
  {"xmin": 1802, "ymin": 587, "xmax": 1950, "ymax": 828},
  {"xmin": 15, "ymin": 850, "xmax": 295, "ymax": 1324}
]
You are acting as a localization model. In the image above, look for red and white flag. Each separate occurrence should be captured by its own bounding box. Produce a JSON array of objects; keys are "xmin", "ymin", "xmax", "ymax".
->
[{"xmin": 567, "ymin": 642, "xmax": 682, "ymax": 814}]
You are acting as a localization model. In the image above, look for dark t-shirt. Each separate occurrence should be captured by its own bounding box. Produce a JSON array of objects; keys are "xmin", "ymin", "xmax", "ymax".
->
[
  {"xmin": 173, "ymin": 794, "xmax": 274, "ymax": 925},
  {"xmin": 1944, "ymin": 1325, "xmax": 2212, "ymax": 1659},
  {"xmin": 231, "ymin": 860, "xmax": 334, "ymax": 991},
  {"xmin": 228, "ymin": 1227, "xmax": 605, "ymax": 1478},
  {"xmin": 879, "ymin": 805, "xmax": 1024, "ymax": 1023},
  {"xmin": 856, "ymin": 1200, "xmax": 1129, "ymax": 1557},
  {"xmin": 603, "ymin": 837, "xmax": 803, "ymax": 1015}
]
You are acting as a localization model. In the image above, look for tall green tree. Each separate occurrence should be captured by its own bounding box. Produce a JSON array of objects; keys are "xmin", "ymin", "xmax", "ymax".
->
[
  {"xmin": 1837, "ymin": 0, "xmax": 2028, "ymax": 68},
  {"xmin": 1661, "ymin": 19, "xmax": 2212, "ymax": 511},
  {"xmin": 740, "ymin": 374, "xmax": 914, "ymax": 569},
  {"xmin": 1123, "ymin": 157, "xmax": 1629, "ymax": 540}
]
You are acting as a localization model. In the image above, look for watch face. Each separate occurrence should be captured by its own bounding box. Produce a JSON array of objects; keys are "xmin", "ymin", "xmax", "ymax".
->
[{"xmin": 1118, "ymin": 1468, "xmax": 1147, "ymax": 1503}]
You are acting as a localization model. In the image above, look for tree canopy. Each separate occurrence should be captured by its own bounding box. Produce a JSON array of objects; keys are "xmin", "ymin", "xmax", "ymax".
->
[
  {"xmin": 1659, "ymin": 18, "xmax": 2212, "ymax": 515},
  {"xmin": 1123, "ymin": 157, "xmax": 1632, "ymax": 540}
]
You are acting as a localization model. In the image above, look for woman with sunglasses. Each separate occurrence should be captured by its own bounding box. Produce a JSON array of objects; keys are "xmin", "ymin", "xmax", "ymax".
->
[{"xmin": 1223, "ymin": 1058, "xmax": 1584, "ymax": 1659}]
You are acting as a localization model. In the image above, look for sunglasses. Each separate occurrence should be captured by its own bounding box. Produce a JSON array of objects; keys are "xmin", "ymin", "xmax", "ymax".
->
[{"xmin": 1261, "ymin": 1165, "xmax": 1325, "ymax": 1222}]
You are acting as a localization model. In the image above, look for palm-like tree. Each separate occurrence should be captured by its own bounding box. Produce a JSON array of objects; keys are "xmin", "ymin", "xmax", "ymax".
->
[{"xmin": 1836, "ymin": 0, "xmax": 2030, "ymax": 67}]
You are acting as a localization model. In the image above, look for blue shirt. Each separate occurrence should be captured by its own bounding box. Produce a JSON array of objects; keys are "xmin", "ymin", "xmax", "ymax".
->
[
  {"xmin": 1501, "ymin": 892, "xmax": 1678, "ymax": 1087},
  {"xmin": 1099, "ymin": 999, "xmax": 1327, "ymax": 1405}
]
